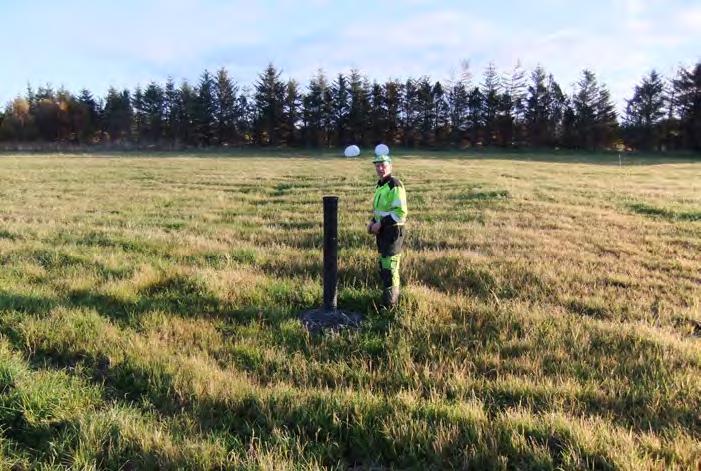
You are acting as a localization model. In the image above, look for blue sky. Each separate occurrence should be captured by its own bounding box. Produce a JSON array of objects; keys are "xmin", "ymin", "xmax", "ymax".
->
[{"xmin": 1, "ymin": 0, "xmax": 699, "ymax": 110}]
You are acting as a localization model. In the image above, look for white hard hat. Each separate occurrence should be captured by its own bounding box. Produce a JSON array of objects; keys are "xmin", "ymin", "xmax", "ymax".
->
[{"xmin": 374, "ymin": 144, "xmax": 389, "ymax": 156}]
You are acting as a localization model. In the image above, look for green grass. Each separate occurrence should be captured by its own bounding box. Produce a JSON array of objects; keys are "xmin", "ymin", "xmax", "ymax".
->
[{"xmin": 0, "ymin": 151, "xmax": 699, "ymax": 469}]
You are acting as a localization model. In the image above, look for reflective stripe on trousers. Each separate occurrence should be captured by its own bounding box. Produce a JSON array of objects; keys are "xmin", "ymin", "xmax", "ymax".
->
[{"xmin": 379, "ymin": 254, "xmax": 401, "ymax": 288}]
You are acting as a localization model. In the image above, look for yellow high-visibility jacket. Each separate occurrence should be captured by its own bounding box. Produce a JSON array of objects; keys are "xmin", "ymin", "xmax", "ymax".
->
[{"xmin": 372, "ymin": 176, "xmax": 407, "ymax": 227}]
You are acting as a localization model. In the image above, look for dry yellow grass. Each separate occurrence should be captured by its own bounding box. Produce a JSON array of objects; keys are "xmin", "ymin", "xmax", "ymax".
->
[{"xmin": 0, "ymin": 151, "xmax": 698, "ymax": 469}]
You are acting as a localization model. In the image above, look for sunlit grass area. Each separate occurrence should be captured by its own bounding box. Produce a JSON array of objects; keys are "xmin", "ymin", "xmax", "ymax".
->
[{"xmin": 0, "ymin": 152, "xmax": 699, "ymax": 469}]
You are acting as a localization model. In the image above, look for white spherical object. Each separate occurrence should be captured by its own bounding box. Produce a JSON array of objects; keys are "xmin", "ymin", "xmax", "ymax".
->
[
  {"xmin": 344, "ymin": 145, "xmax": 360, "ymax": 157},
  {"xmin": 374, "ymin": 144, "xmax": 389, "ymax": 156}
]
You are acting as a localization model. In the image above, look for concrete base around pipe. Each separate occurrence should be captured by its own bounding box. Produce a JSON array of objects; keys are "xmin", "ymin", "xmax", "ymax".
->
[{"xmin": 299, "ymin": 308, "xmax": 363, "ymax": 333}]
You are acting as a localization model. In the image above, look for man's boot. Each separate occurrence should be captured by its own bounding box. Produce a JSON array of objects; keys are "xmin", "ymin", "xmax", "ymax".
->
[{"xmin": 381, "ymin": 286, "xmax": 400, "ymax": 309}]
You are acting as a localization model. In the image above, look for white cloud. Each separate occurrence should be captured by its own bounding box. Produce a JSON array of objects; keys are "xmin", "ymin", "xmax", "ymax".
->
[
  {"xmin": 279, "ymin": 9, "xmax": 499, "ymax": 84},
  {"xmin": 1, "ymin": 0, "xmax": 699, "ymax": 109},
  {"xmin": 676, "ymin": 5, "xmax": 701, "ymax": 33},
  {"xmin": 78, "ymin": 1, "xmax": 267, "ymax": 65},
  {"xmin": 265, "ymin": 3, "xmax": 692, "ymax": 115}
]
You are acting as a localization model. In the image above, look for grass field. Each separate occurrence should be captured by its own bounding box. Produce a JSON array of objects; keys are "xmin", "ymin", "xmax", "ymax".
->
[{"xmin": 0, "ymin": 151, "xmax": 699, "ymax": 469}]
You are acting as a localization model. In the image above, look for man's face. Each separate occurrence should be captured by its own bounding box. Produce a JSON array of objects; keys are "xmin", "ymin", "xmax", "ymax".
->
[{"xmin": 375, "ymin": 162, "xmax": 391, "ymax": 179}]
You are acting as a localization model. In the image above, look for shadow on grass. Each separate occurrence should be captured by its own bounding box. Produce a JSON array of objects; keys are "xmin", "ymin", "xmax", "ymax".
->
[
  {"xmin": 628, "ymin": 202, "xmax": 701, "ymax": 222},
  {"xmin": 408, "ymin": 257, "xmax": 498, "ymax": 299},
  {"xmin": 3, "ymin": 247, "xmax": 137, "ymax": 282},
  {"xmin": 0, "ymin": 292, "xmax": 56, "ymax": 315},
  {"xmin": 66, "ymin": 286, "xmax": 272, "ymax": 329},
  {"xmin": 0, "ymin": 272, "xmax": 295, "ymax": 331}
]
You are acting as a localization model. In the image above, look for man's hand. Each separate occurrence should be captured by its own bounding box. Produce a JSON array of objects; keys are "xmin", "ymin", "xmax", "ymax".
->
[{"xmin": 370, "ymin": 222, "xmax": 381, "ymax": 234}]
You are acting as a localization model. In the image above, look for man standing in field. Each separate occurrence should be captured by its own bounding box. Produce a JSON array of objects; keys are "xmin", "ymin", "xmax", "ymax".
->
[{"xmin": 367, "ymin": 147, "xmax": 407, "ymax": 308}]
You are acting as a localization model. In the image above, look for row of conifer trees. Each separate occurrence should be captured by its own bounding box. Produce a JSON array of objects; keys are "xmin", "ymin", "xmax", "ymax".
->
[{"xmin": 1, "ymin": 62, "xmax": 699, "ymax": 151}]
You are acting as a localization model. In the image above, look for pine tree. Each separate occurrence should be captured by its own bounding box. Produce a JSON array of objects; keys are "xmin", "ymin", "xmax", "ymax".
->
[
  {"xmin": 401, "ymin": 78, "xmax": 420, "ymax": 147},
  {"xmin": 331, "ymin": 73, "xmax": 350, "ymax": 146},
  {"xmin": 547, "ymin": 74, "xmax": 568, "ymax": 146},
  {"xmin": 322, "ymin": 84, "xmax": 335, "ymax": 147},
  {"xmin": 368, "ymin": 81, "xmax": 387, "ymax": 145},
  {"xmin": 253, "ymin": 63, "xmax": 286, "ymax": 146},
  {"xmin": 594, "ymin": 85, "xmax": 618, "ymax": 148},
  {"xmin": 214, "ymin": 68, "xmax": 238, "ymax": 146},
  {"xmin": 302, "ymin": 70, "xmax": 328, "ymax": 148},
  {"xmin": 433, "ymin": 81, "xmax": 450, "ymax": 146},
  {"xmin": 132, "ymin": 86, "xmax": 145, "ymax": 143},
  {"xmin": 25, "ymin": 84, "xmax": 36, "ymax": 109},
  {"xmin": 384, "ymin": 80, "xmax": 403, "ymax": 146},
  {"xmin": 571, "ymin": 69, "xmax": 620, "ymax": 149},
  {"xmin": 660, "ymin": 75, "xmax": 676, "ymax": 150},
  {"xmin": 499, "ymin": 61, "xmax": 527, "ymax": 147},
  {"xmin": 526, "ymin": 66, "xmax": 550, "ymax": 147},
  {"xmin": 196, "ymin": 71, "xmax": 217, "ymax": 146},
  {"xmin": 163, "ymin": 77, "xmax": 178, "ymax": 146},
  {"xmin": 236, "ymin": 86, "xmax": 255, "ymax": 145},
  {"xmin": 496, "ymin": 90, "xmax": 514, "ymax": 147},
  {"xmin": 525, "ymin": 66, "xmax": 566, "ymax": 147},
  {"xmin": 448, "ymin": 80, "xmax": 469, "ymax": 146},
  {"xmin": 142, "ymin": 82, "xmax": 165, "ymax": 142},
  {"xmin": 624, "ymin": 70, "xmax": 666, "ymax": 150},
  {"xmin": 102, "ymin": 88, "xmax": 132, "ymax": 143},
  {"xmin": 283, "ymin": 79, "xmax": 302, "ymax": 146},
  {"xmin": 673, "ymin": 62, "xmax": 701, "ymax": 150},
  {"xmin": 75, "ymin": 89, "xmax": 99, "ymax": 143},
  {"xmin": 481, "ymin": 62, "xmax": 501, "ymax": 146},
  {"xmin": 572, "ymin": 70, "xmax": 599, "ymax": 149},
  {"xmin": 415, "ymin": 77, "xmax": 435, "ymax": 146},
  {"xmin": 173, "ymin": 81, "xmax": 198, "ymax": 146},
  {"xmin": 467, "ymin": 86, "xmax": 484, "ymax": 146},
  {"xmin": 347, "ymin": 69, "xmax": 369, "ymax": 145},
  {"xmin": 560, "ymin": 102, "xmax": 577, "ymax": 149}
]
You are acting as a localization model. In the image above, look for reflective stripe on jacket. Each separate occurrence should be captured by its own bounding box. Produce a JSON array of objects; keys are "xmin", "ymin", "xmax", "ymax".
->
[{"xmin": 373, "ymin": 176, "xmax": 407, "ymax": 226}]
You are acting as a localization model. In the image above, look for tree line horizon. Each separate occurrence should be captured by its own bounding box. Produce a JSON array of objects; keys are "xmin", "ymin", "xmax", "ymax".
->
[{"xmin": 1, "ymin": 61, "xmax": 699, "ymax": 152}]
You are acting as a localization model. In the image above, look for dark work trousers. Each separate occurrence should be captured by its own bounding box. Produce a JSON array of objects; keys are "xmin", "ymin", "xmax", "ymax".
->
[{"xmin": 376, "ymin": 225, "xmax": 405, "ymax": 290}]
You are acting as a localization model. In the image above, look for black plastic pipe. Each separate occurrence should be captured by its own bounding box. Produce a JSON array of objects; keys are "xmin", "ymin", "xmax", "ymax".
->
[{"xmin": 322, "ymin": 196, "xmax": 338, "ymax": 311}]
